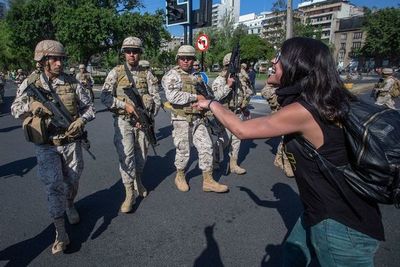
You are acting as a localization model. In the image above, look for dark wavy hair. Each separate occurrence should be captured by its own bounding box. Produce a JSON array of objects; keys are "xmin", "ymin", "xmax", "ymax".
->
[{"xmin": 280, "ymin": 37, "xmax": 355, "ymax": 122}]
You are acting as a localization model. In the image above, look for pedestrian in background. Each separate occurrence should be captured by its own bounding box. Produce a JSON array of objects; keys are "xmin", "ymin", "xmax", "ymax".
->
[{"xmin": 195, "ymin": 37, "xmax": 383, "ymax": 266}]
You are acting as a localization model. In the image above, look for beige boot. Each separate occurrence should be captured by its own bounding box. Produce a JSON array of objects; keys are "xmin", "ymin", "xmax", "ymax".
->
[
  {"xmin": 175, "ymin": 169, "xmax": 189, "ymax": 192},
  {"xmin": 202, "ymin": 171, "xmax": 228, "ymax": 193},
  {"xmin": 229, "ymin": 157, "xmax": 246, "ymax": 175},
  {"xmin": 66, "ymin": 204, "xmax": 80, "ymax": 225},
  {"xmin": 52, "ymin": 218, "xmax": 70, "ymax": 254},
  {"xmin": 120, "ymin": 183, "xmax": 135, "ymax": 213},
  {"xmin": 134, "ymin": 172, "xmax": 148, "ymax": 197}
]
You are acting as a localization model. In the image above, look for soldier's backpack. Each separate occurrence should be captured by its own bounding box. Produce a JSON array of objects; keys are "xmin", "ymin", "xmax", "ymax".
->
[
  {"xmin": 297, "ymin": 99, "xmax": 400, "ymax": 207},
  {"xmin": 389, "ymin": 78, "xmax": 400, "ymax": 98}
]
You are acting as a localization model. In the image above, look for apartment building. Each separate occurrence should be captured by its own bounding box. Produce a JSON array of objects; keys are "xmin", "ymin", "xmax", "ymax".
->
[
  {"xmin": 234, "ymin": 12, "xmax": 270, "ymax": 35},
  {"xmin": 298, "ymin": 0, "xmax": 363, "ymax": 44},
  {"xmin": 211, "ymin": 0, "xmax": 240, "ymax": 28},
  {"xmin": 160, "ymin": 36, "xmax": 185, "ymax": 52},
  {"xmin": 334, "ymin": 16, "xmax": 367, "ymax": 69}
]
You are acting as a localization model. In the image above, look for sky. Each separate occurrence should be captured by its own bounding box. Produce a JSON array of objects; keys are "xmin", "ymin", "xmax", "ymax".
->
[{"xmin": 140, "ymin": 0, "xmax": 399, "ymax": 36}]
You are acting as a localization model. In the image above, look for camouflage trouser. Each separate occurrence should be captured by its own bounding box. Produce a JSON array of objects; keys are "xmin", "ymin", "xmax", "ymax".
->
[
  {"xmin": 35, "ymin": 142, "xmax": 83, "ymax": 219},
  {"xmin": 114, "ymin": 116, "xmax": 149, "ymax": 184},
  {"xmin": 172, "ymin": 119, "xmax": 213, "ymax": 171},
  {"xmin": 375, "ymin": 93, "xmax": 395, "ymax": 109}
]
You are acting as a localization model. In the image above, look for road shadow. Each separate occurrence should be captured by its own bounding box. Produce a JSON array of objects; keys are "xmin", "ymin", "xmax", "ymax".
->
[
  {"xmin": 193, "ymin": 224, "xmax": 224, "ymax": 267},
  {"xmin": 238, "ymin": 139, "xmax": 257, "ymax": 165},
  {"xmin": 144, "ymin": 148, "xmax": 176, "ymax": 192},
  {"xmin": 0, "ymin": 125, "xmax": 21, "ymax": 133},
  {"xmin": 0, "ymin": 157, "xmax": 37, "ymax": 179},
  {"xmin": 264, "ymin": 136, "xmax": 281, "ymax": 155},
  {"xmin": 156, "ymin": 125, "xmax": 172, "ymax": 141},
  {"xmin": 237, "ymin": 183, "xmax": 303, "ymax": 267},
  {"xmin": 0, "ymin": 180, "xmax": 124, "ymax": 263}
]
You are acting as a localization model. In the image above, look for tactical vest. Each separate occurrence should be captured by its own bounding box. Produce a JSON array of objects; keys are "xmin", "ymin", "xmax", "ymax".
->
[
  {"xmin": 218, "ymin": 70, "xmax": 246, "ymax": 111},
  {"xmin": 28, "ymin": 73, "xmax": 78, "ymax": 118},
  {"xmin": 170, "ymin": 66, "xmax": 201, "ymax": 120},
  {"xmin": 114, "ymin": 65, "xmax": 149, "ymax": 98}
]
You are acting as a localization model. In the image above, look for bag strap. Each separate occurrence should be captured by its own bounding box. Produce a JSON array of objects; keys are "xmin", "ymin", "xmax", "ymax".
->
[{"xmin": 294, "ymin": 135, "xmax": 362, "ymax": 218}]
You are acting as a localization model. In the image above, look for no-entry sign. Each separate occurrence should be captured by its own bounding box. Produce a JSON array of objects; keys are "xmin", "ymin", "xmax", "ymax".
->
[{"xmin": 196, "ymin": 34, "xmax": 210, "ymax": 52}]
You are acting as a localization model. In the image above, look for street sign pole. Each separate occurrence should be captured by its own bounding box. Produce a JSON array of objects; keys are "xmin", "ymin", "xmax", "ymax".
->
[{"xmin": 201, "ymin": 51, "xmax": 204, "ymax": 72}]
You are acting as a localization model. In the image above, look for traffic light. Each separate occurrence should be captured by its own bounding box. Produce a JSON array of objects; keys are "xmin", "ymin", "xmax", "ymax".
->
[{"xmin": 166, "ymin": 0, "xmax": 189, "ymax": 26}]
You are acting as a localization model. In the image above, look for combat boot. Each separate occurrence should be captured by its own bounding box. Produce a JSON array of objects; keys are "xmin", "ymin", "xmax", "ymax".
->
[
  {"xmin": 229, "ymin": 157, "xmax": 246, "ymax": 175},
  {"xmin": 134, "ymin": 172, "xmax": 148, "ymax": 197},
  {"xmin": 202, "ymin": 171, "xmax": 228, "ymax": 193},
  {"xmin": 120, "ymin": 183, "xmax": 135, "ymax": 213},
  {"xmin": 66, "ymin": 204, "xmax": 80, "ymax": 225},
  {"xmin": 52, "ymin": 217, "xmax": 70, "ymax": 254},
  {"xmin": 175, "ymin": 169, "xmax": 189, "ymax": 192}
]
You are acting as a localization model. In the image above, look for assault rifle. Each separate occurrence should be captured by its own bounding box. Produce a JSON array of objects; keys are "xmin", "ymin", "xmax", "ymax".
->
[
  {"xmin": 26, "ymin": 84, "xmax": 96, "ymax": 159},
  {"xmin": 194, "ymin": 72, "xmax": 214, "ymax": 100},
  {"xmin": 123, "ymin": 87, "xmax": 158, "ymax": 155},
  {"xmin": 224, "ymin": 42, "xmax": 241, "ymax": 106}
]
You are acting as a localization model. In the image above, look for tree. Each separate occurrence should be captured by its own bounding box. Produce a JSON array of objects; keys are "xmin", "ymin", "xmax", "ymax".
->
[
  {"xmin": 239, "ymin": 35, "xmax": 275, "ymax": 64},
  {"xmin": 362, "ymin": 8, "xmax": 400, "ymax": 64}
]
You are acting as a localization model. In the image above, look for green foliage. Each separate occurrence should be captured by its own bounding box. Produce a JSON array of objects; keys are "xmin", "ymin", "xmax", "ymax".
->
[
  {"xmin": 3, "ymin": 0, "xmax": 169, "ymax": 71},
  {"xmin": 239, "ymin": 35, "xmax": 275, "ymax": 64},
  {"xmin": 362, "ymin": 8, "xmax": 400, "ymax": 63}
]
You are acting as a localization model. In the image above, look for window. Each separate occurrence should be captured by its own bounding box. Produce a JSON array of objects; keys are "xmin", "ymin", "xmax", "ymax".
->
[
  {"xmin": 352, "ymin": 42, "xmax": 362, "ymax": 49},
  {"xmin": 340, "ymin": 43, "xmax": 346, "ymax": 49},
  {"xmin": 340, "ymin": 33, "xmax": 347, "ymax": 40},
  {"xmin": 353, "ymin": 32, "xmax": 362, "ymax": 39}
]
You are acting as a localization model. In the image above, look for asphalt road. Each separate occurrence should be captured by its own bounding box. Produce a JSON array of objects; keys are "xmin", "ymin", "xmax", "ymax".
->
[{"xmin": 0, "ymin": 78, "xmax": 399, "ymax": 266}]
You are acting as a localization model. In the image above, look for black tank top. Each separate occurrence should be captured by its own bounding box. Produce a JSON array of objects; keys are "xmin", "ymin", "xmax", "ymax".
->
[{"xmin": 284, "ymin": 100, "xmax": 384, "ymax": 240}]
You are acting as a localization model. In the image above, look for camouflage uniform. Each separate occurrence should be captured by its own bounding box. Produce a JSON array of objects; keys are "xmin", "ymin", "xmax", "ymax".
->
[
  {"xmin": 0, "ymin": 72, "xmax": 5, "ymax": 104},
  {"xmin": 101, "ymin": 37, "xmax": 161, "ymax": 212},
  {"xmin": 11, "ymin": 40, "xmax": 95, "ymax": 254},
  {"xmin": 15, "ymin": 69, "xmax": 26, "ymax": 87},
  {"xmin": 76, "ymin": 64, "xmax": 95, "ymax": 101},
  {"xmin": 162, "ymin": 66, "xmax": 213, "ymax": 171},
  {"xmin": 261, "ymin": 83, "xmax": 280, "ymax": 113},
  {"xmin": 12, "ymin": 72, "xmax": 95, "ymax": 218},
  {"xmin": 162, "ymin": 45, "xmax": 228, "ymax": 193},
  {"xmin": 211, "ymin": 53, "xmax": 253, "ymax": 174},
  {"xmin": 375, "ymin": 69, "xmax": 396, "ymax": 109}
]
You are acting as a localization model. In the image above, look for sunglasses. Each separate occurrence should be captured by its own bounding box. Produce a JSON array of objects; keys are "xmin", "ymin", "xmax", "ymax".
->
[
  {"xmin": 179, "ymin": 56, "xmax": 195, "ymax": 62},
  {"xmin": 272, "ymin": 51, "xmax": 281, "ymax": 64},
  {"xmin": 124, "ymin": 49, "xmax": 141, "ymax": 55}
]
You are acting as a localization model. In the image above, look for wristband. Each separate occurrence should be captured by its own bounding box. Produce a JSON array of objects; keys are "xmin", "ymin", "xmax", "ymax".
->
[{"xmin": 207, "ymin": 99, "xmax": 216, "ymax": 110}]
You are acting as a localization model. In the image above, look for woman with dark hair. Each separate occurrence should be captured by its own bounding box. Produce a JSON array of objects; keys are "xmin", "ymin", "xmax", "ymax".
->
[{"xmin": 194, "ymin": 37, "xmax": 384, "ymax": 266}]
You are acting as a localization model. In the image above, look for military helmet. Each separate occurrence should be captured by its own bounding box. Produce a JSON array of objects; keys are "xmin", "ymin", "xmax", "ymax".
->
[
  {"xmin": 79, "ymin": 64, "xmax": 85, "ymax": 69},
  {"xmin": 121, "ymin": 37, "xmax": 143, "ymax": 53},
  {"xmin": 34, "ymin": 40, "xmax": 66, "ymax": 62},
  {"xmin": 17, "ymin": 69, "xmax": 23, "ymax": 73},
  {"xmin": 241, "ymin": 63, "xmax": 247, "ymax": 69},
  {"xmin": 139, "ymin": 60, "xmax": 150, "ymax": 68},
  {"xmin": 382, "ymin": 68, "xmax": 393, "ymax": 75},
  {"xmin": 223, "ymin": 53, "xmax": 232, "ymax": 66},
  {"xmin": 176, "ymin": 45, "xmax": 196, "ymax": 60},
  {"xmin": 69, "ymin": 67, "xmax": 75, "ymax": 73}
]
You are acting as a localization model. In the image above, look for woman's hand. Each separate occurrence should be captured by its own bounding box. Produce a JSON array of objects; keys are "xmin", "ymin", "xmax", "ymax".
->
[{"xmin": 193, "ymin": 99, "xmax": 213, "ymax": 111}]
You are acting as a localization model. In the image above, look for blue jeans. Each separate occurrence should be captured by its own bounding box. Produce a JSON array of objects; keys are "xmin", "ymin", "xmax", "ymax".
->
[{"xmin": 283, "ymin": 216, "xmax": 379, "ymax": 267}]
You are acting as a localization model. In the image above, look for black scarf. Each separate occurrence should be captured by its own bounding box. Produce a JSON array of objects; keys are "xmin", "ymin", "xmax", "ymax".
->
[{"xmin": 276, "ymin": 84, "xmax": 303, "ymax": 107}]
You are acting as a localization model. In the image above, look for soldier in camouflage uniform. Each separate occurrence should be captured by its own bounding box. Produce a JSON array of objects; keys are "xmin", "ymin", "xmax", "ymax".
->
[
  {"xmin": 161, "ymin": 45, "xmax": 228, "ymax": 193},
  {"xmin": 11, "ymin": 40, "xmax": 95, "ymax": 254},
  {"xmin": 15, "ymin": 69, "xmax": 26, "ymax": 87},
  {"xmin": 0, "ymin": 71, "xmax": 5, "ymax": 104},
  {"xmin": 211, "ymin": 53, "xmax": 253, "ymax": 175},
  {"xmin": 76, "ymin": 64, "xmax": 95, "ymax": 102},
  {"xmin": 374, "ymin": 68, "xmax": 396, "ymax": 109},
  {"xmin": 101, "ymin": 37, "xmax": 161, "ymax": 213}
]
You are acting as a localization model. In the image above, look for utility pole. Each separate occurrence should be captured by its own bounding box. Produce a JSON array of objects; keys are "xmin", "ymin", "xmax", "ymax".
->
[{"xmin": 286, "ymin": 0, "xmax": 293, "ymax": 39}]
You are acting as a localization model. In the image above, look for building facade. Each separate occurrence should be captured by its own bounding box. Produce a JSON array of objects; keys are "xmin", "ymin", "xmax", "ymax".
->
[
  {"xmin": 211, "ymin": 0, "xmax": 240, "ymax": 28},
  {"xmin": 298, "ymin": 0, "xmax": 363, "ymax": 44}
]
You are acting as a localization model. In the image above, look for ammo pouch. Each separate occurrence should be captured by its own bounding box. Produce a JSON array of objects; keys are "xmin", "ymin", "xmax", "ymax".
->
[{"xmin": 23, "ymin": 116, "xmax": 49, "ymax": 145}]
